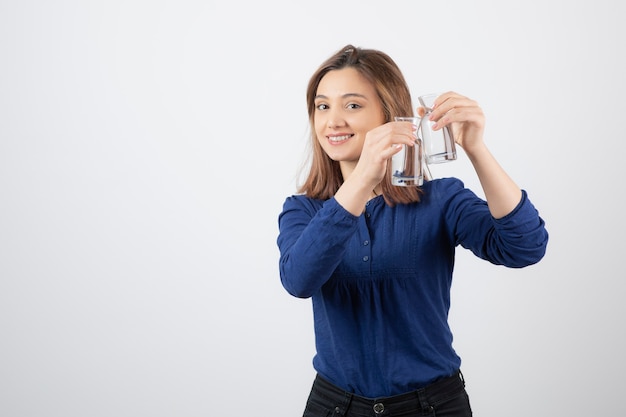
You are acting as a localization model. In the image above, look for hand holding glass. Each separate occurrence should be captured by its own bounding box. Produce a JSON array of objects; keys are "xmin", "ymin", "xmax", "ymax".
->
[{"xmin": 418, "ymin": 93, "xmax": 457, "ymax": 164}]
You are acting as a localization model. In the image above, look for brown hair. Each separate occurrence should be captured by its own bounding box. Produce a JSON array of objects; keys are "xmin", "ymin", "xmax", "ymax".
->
[{"xmin": 297, "ymin": 45, "xmax": 423, "ymax": 206}]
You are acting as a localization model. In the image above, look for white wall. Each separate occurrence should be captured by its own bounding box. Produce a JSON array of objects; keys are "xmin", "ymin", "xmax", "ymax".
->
[{"xmin": 1, "ymin": 1, "xmax": 624, "ymax": 416}]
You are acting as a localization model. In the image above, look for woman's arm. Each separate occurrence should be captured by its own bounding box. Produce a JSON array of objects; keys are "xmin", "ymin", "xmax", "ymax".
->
[
  {"xmin": 427, "ymin": 92, "xmax": 522, "ymax": 218},
  {"xmin": 277, "ymin": 196, "xmax": 359, "ymax": 298}
]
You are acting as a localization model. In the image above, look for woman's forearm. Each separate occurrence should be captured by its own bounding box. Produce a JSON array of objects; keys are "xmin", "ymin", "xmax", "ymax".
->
[{"xmin": 465, "ymin": 142, "xmax": 522, "ymax": 219}]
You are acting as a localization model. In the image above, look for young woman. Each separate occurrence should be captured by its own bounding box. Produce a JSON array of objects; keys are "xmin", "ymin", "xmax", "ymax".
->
[{"xmin": 277, "ymin": 45, "xmax": 548, "ymax": 417}]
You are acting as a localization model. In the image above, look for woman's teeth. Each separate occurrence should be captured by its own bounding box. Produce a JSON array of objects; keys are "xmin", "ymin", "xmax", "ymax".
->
[{"xmin": 329, "ymin": 135, "xmax": 352, "ymax": 143}]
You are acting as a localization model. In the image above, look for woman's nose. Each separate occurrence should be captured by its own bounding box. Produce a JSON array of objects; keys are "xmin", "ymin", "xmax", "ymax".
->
[{"xmin": 327, "ymin": 112, "xmax": 346, "ymax": 129}]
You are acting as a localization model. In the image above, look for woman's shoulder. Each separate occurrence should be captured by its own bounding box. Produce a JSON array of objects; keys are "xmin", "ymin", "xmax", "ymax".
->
[
  {"xmin": 418, "ymin": 177, "xmax": 485, "ymax": 209},
  {"xmin": 281, "ymin": 193, "xmax": 327, "ymax": 212},
  {"xmin": 422, "ymin": 177, "xmax": 466, "ymax": 194},
  {"xmin": 283, "ymin": 193, "xmax": 325, "ymax": 204}
]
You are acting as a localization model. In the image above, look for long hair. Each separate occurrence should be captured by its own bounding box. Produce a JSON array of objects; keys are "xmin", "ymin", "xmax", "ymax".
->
[{"xmin": 297, "ymin": 45, "xmax": 423, "ymax": 206}]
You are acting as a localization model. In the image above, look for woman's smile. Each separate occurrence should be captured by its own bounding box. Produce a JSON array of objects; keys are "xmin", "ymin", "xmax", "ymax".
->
[{"xmin": 327, "ymin": 134, "xmax": 354, "ymax": 143}]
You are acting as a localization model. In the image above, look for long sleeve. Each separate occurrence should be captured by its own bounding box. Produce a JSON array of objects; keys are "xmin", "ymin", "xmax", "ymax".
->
[
  {"xmin": 442, "ymin": 185, "xmax": 548, "ymax": 268},
  {"xmin": 277, "ymin": 196, "xmax": 359, "ymax": 298}
]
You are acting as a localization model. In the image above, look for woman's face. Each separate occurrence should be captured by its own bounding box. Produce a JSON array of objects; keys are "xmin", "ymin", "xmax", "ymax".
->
[{"xmin": 313, "ymin": 67, "xmax": 386, "ymax": 165}]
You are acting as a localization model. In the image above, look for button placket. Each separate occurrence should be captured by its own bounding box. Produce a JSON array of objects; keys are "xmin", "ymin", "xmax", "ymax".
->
[{"xmin": 359, "ymin": 211, "xmax": 373, "ymax": 265}]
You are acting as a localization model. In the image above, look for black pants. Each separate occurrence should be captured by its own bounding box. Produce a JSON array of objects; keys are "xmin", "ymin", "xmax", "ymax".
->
[{"xmin": 302, "ymin": 371, "xmax": 472, "ymax": 417}]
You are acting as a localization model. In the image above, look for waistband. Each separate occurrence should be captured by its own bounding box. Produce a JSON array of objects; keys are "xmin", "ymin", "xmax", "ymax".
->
[{"xmin": 311, "ymin": 370, "xmax": 466, "ymax": 416}]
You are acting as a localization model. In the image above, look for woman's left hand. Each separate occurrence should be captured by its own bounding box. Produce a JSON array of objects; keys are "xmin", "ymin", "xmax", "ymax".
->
[
  {"xmin": 418, "ymin": 91, "xmax": 485, "ymax": 153},
  {"xmin": 421, "ymin": 91, "xmax": 523, "ymax": 218}
]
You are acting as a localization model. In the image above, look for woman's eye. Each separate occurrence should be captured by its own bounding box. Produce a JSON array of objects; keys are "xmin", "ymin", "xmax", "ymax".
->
[
  {"xmin": 316, "ymin": 103, "xmax": 329, "ymax": 110},
  {"xmin": 347, "ymin": 103, "xmax": 361, "ymax": 109}
]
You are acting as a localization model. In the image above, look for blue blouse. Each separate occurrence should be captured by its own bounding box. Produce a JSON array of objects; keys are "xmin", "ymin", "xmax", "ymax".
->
[{"xmin": 277, "ymin": 177, "xmax": 548, "ymax": 398}]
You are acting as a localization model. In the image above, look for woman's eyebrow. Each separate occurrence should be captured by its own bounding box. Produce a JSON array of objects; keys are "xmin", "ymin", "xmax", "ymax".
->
[{"xmin": 314, "ymin": 93, "xmax": 369, "ymax": 100}]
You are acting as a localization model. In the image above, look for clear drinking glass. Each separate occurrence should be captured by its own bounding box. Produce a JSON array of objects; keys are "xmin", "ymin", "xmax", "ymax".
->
[
  {"xmin": 391, "ymin": 116, "xmax": 424, "ymax": 187},
  {"xmin": 418, "ymin": 93, "xmax": 457, "ymax": 164}
]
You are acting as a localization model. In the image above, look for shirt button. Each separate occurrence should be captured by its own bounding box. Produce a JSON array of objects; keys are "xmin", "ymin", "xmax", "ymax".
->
[
  {"xmin": 362, "ymin": 256, "xmax": 369, "ymax": 262},
  {"xmin": 366, "ymin": 213, "xmax": 371, "ymax": 218},
  {"xmin": 363, "ymin": 240, "xmax": 369, "ymax": 246}
]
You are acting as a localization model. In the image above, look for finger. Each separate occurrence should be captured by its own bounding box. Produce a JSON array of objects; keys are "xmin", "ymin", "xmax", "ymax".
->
[
  {"xmin": 390, "ymin": 121, "xmax": 419, "ymax": 143},
  {"xmin": 431, "ymin": 91, "xmax": 461, "ymax": 110},
  {"xmin": 433, "ymin": 95, "xmax": 473, "ymax": 115},
  {"xmin": 430, "ymin": 96, "xmax": 478, "ymax": 123},
  {"xmin": 383, "ymin": 143, "xmax": 406, "ymax": 160},
  {"xmin": 433, "ymin": 106, "xmax": 485, "ymax": 129},
  {"xmin": 364, "ymin": 123, "xmax": 416, "ymax": 159}
]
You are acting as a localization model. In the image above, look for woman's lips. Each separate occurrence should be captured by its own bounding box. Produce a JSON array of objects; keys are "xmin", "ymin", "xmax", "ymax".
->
[{"xmin": 328, "ymin": 134, "xmax": 353, "ymax": 143}]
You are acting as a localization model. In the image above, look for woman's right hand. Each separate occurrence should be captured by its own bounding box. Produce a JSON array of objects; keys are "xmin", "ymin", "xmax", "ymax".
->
[
  {"xmin": 334, "ymin": 121, "xmax": 417, "ymax": 215},
  {"xmin": 353, "ymin": 121, "xmax": 418, "ymax": 186}
]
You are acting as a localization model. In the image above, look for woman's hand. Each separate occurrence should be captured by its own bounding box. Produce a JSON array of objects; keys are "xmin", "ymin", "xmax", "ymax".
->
[
  {"xmin": 334, "ymin": 121, "xmax": 416, "ymax": 215},
  {"xmin": 419, "ymin": 91, "xmax": 521, "ymax": 218},
  {"xmin": 353, "ymin": 121, "xmax": 418, "ymax": 186},
  {"xmin": 418, "ymin": 91, "xmax": 485, "ymax": 154}
]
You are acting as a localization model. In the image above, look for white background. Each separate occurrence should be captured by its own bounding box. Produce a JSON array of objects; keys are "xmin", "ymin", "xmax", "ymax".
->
[{"xmin": 1, "ymin": 1, "xmax": 624, "ymax": 416}]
